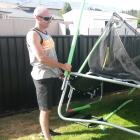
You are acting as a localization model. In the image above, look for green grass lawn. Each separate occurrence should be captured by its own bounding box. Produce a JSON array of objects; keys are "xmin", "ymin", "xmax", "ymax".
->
[{"xmin": 0, "ymin": 89, "xmax": 140, "ymax": 140}]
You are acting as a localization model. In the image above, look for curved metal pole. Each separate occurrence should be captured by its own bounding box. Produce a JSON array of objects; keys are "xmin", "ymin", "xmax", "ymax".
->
[
  {"xmin": 58, "ymin": 7, "xmax": 140, "ymax": 137},
  {"xmin": 58, "ymin": 84, "xmax": 140, "ymax": 136},
  {"xmin": 71, "ymin": 72, "xmax": 140, "ymax": 88},
  {"xmin": 99, "ymin": 99, "xmax": 133, "ymax": 130}
]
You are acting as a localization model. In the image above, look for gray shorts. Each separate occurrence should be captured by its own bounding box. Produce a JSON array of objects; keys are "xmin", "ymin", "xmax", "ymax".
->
[{"xmin": 33, "ymin": 78, "xmax": 62, "ymax": 110}]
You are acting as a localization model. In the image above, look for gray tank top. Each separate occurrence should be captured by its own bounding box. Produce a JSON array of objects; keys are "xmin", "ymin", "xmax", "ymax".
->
[{"xmin": 26, "ymin": 28, "xmax": 61, "ymax": 80}]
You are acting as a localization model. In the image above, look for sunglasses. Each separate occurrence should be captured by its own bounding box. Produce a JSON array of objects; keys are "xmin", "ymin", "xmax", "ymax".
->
[{"xmin": 38, "ymin": 16, "xmax": 53, "ymax": 21}]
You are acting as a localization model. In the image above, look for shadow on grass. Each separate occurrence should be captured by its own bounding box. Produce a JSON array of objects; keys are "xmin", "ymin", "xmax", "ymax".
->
[
  {"xmin": 59, "ymin": 90, "xmax": 140, "ymax": 139},
  {"xmin": 0, "ymin": 90, "xmax": 140, "ymax": 140},
  {"xmin": 62, "ymin": 126, "xmax": 140, "ymax": 140},
  {"xmin": 0, "ymin": 109, "xmax": 72, "ymax": 140},
  {"xmin": 81, "ymin": 90, "xmax": 140, "ymax": 128}
]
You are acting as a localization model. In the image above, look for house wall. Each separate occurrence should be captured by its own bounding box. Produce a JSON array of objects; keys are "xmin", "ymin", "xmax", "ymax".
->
[
  {"xmin": 0, "ymin": 18, "xmax": 60, "ymax": 36},
  {"xmin": 63, "ymin": 12, "xmax": 138, "ymax": 35},
  {"xmin": 66, "ymin": 19, "xmax": 138, "ymax": 35},
  {"xmin": 85, "ymin": 19, "xmax": 137, "ymax": 35},
  {"xmin": 58, "ymin": 22, "xmax": 74, "ymax": 35},
  {"xmin": 59, "ymin": 23, "xmax": 66, "ymax": 35},
  {"xmin": 137, "ymin": 28, "xmax": 140, "ymax": 33},
  {"xmin": 85, "ymin": 20, "xmax": 105, "ymax": 35},
  {"xmin": 49, "ymin": 9, "xmax": 61, "ymax": 17}
]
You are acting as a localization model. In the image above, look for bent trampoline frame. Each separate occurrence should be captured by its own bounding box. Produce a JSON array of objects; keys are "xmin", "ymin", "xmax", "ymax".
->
[
  {"xmin": 57, "ymin": 0, "xmax": 140, "ymax": 136},
  {"xmin": 58, "ymin": 78, "xmax": 140, "ymax": 136}
]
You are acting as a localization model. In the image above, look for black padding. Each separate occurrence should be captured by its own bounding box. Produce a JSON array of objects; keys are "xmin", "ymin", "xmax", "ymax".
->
[{"xmin": 70, "ymin": 76, "xmax": 101, "ymax": 92}]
